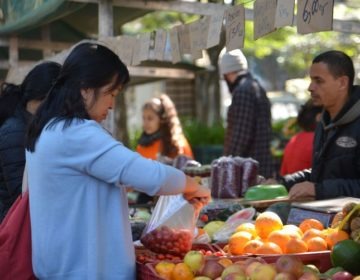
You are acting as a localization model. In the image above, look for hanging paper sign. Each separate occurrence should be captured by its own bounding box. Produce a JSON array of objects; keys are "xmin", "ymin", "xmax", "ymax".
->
[
  {"xmin": 275, "ymin": 0, "xmax": 295, "ymax": 28},
  {"xmin": 154, "ymin": 29, "xmax": 167, "ymax": 61},
  {"xmin": 207, "ymin": 10, "xmax": 225, "ymax": 48},
  {"xmin": 131, "ymin": 37, "xmax": 141, "ymax": 66},
  {"xmin": 189, "ymin": 17, "xmax": 209, "ymax": 59},
  {"xmin": 164, "ymin": 31, "xmax": 172, "ymax": 62},
  {"xmin": 169, "ymin": 27, "xmax": 181, "ymax": 63},
  {"xmin": 177, "ymin": 24, "xmax": 191, "ymax": 56},
  {"xmin": 148, "ymin": 31, "xmax": 156, "ymax": 60},
  {"xmin": 297, "ymin": 0, "xmax": 334, "ymax": 34},
  {"xmin": 117, "ymin": 36, "xmax": 136, "ymax": 66},
  {"xmin": 254, "ymin": 0, "xmax": 277, "ymax": 40},
  {"xmin": 138, "ymin": 33, "xmax": 151, "ymax": 62},
  {"xmin": 225, "ymin": 5, "xmax": 245, "ymax": 51}
]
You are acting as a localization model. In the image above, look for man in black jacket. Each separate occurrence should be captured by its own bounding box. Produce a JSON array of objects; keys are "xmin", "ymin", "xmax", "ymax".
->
[{"xmin": 280, "ymin": 50, "xmax": 360, "ymax": 200}]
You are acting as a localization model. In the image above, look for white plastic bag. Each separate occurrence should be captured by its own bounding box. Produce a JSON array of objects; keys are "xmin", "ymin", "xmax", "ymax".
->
[{"xmin": 140, "ymin": 194, "xmax": 198, "ymax": 255}]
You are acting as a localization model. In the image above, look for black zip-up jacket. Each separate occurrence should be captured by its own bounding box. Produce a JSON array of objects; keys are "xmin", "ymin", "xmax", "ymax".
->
[
  {"xmin": 282, "ymin": 85, "xmax": 360, "ymax": 199},
  {"xmin": 0, "ymin": 107, "xmax": 30, "ymax": 222}
]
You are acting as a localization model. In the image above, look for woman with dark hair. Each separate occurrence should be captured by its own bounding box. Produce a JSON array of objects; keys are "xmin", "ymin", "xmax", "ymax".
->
[
  {"xmin": 0, "ymin": 61, "xmax": 61, "ymax": 222},
  {"xmin": 25, "ymin": 42, "xmax": 210, "ymax": 279}
]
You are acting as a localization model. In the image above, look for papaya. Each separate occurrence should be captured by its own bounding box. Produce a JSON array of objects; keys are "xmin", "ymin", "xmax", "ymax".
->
[{"xmin": 331, "ymin": 239, "xmax": 360, "ymax": 275}]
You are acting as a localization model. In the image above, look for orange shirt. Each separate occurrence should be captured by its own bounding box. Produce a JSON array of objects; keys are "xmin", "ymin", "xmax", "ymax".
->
[{"xmin": 136, "ymin": 137, "xmax": 194, "ymax": 160}]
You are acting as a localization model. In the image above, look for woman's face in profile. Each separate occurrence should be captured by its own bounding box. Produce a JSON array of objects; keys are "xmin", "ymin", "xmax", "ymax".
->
[
  {"xmin": 142, "ymin": 108, "xmax": 161, "ymax": 135},
  {"xmin": 81, "ymin": 83, "xmax": 121, "ymax": 123}
]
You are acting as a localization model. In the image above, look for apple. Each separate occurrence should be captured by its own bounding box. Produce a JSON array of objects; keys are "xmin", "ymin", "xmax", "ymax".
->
[
  {"xmin": 184, "ymin": 250, "xmax": 205, "ymax": 273},
  {"xmin": 223, "ymin": 272, "xmax": 247, "ymax": 280},
  {"xmin": 198, "ymin": 260, "xmax": 224, "ymax": 279},
  {"xmin": 332, "ymin": 271, "xmax": 354, "ymax": 280},
  {"xmin": 250, "ymin": 264, "xmax": 277, "ymax": 280},
  {"xmin": 298, "ymin": 271, "xmax": 320, "ymax": 280},
  {"xmin": 303, "ymin": 264, "xmax": 320, "ymax": 276},
  {"xmin": 245, "ymin": 261, "xmax": 263, "ymax": 276},
  {"xmin": 221, "ymin": 264, "xmax": 246, "ymax": 279},
  {"xmin": 274, "ymin": 272, "xmax": 297, "ymax": 280},
  {"xmin": 194, "ymin": 277, "xmax": 212, "ymax": 280},
  {"xmin": 275, "ymin": 255, "xmax": 304, "ymax": 278}
]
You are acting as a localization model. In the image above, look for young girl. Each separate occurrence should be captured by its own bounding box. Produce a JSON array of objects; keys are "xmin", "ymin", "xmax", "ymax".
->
[
  {"xmin": 136, "ymin": 94, "xmax": 193, "ymax": 160},
  {"xmin": 25, "ymin": 42, "xmax": 209, "ymax": 280},
  {"xmin": 0, "ymin": 61, "xmax": 61, "ymax": 222}
]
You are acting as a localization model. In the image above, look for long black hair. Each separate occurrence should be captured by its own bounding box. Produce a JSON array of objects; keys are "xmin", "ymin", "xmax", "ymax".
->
[
  {"xmin": 0, "ymin": 61, "xmax": 61, "ymax": 126},
  {"xmin": 26, "ymin": 42, "xmax": 130, "ymax": 152}
]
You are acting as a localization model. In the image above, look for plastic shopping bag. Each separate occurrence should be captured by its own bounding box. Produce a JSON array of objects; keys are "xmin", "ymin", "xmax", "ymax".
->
[{"xmin": 140, "ymin": 194, "xmax": 198, "ymax": 255}]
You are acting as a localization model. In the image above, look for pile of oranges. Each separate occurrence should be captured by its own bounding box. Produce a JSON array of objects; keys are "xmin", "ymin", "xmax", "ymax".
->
[{"xmin": 226, "ymin": 211, "xmax": 349, "ymax": 255}]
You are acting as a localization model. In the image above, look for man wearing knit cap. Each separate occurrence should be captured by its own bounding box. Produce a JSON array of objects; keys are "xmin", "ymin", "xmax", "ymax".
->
[{"xmin": 219, "ymin": 49, "xmax": 274, "ymax": 178}]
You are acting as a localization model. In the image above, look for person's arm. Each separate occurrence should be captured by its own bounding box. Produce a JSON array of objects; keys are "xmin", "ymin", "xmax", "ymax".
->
[
  {"xmin": 279, "ymin": 169, "xmax": 312, "ymax": 190},
  {"xmin": 315, "ymin": 179, "xmax": 360, "ymax": 199},
  {"xmin": 225, "ymin": 84, "xmax": 256, "ymax": 156}
]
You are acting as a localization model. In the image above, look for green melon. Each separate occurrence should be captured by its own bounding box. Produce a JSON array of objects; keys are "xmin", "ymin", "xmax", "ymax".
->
[{"xmin": 331, "ymin": 239, "xmax": 360, "ymax": 275}]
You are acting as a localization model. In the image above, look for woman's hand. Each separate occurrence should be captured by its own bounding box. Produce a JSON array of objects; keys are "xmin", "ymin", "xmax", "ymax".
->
[{"xmin": 183, "ymin": 176, "xmax": 211, "ymax": 212}]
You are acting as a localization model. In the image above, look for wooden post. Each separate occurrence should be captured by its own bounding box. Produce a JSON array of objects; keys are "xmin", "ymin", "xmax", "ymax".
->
[{"xmin": 98, "ymin": 0, "xmax": 116, "ymax": 136}]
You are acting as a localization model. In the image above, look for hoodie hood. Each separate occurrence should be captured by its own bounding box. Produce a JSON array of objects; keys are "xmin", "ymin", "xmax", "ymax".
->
[{"xmin": 322, "ymin": 85, "xmax": 360, "ymax": 131}]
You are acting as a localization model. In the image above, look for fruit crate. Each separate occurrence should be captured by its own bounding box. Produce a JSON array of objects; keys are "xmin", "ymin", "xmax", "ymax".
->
[{"xmin": 136, "ymin": 243, "xmax": 216, "ymax": 280}]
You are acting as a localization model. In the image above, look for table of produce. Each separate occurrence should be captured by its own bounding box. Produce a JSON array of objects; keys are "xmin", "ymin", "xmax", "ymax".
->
[{"xmin": 135, "ymin": 201, "xmax": 360, "ymax": 280}]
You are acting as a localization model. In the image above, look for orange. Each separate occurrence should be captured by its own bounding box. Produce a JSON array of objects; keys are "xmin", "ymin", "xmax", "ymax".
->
[
  {"xmin": 299, "ymin": 219, "xmax": 324, "ymax": 233},
  {"xmin": 155, "ymin": 261, "xmax": 176, "ymax": 280},
  {"xmin": 255, "ymin": 241, "xmax": 283, "ymax": 255},
  {"xmin": 302, "ymin": 228, "xmax": 326, "ymax": 243},
  {"xmin": 228, "ymin": 231, "xmax": 253, "ymax": 255},
  {"xmin": 255, "ymin": 212, "xmax": 283, "ymax": 239},
  {"xmin": 325, "ymin": 230, "xmax": 350, "ymax": 249},
  {"xmin": 268, "ymin": 229, "xmax": 291, "ymax": 253},
  {"xmin": 172, "ymin": 262, "xmax": 194, "ymax": 280},
  {"xmin": 306, "ymin": 236, "xmax": 328, "ymax": 252},
  {"xmin": 235, "ymin": 222, "xmax": 257, "ymax": 237},
  {"xmin": 283, "ymin": 224, "xmax": 303, "ymax": 238},
  {"xmin": 242, "ymin": 239, "xmax": 264, "ymax": 254},
  {"xmin": 284, "ymin": 238, "xmax": 308, "ymax": 254}
]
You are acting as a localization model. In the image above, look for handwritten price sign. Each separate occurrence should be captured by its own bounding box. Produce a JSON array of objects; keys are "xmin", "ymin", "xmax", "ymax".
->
[
  {"xmin": 297, "ymin": 0, "xmax": 334, "ymax": 34},
  {"xmin": 225, "ymin": 5, "xmax": 245, "ymax": 51}
]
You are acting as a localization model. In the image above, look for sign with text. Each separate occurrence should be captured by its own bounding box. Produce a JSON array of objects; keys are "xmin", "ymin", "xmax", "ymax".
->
[
  {"xmin": 297, "ymin": 0, "xmax": 334, "ymax": 34},
  {"xmin": 275, "ymin": 0, "xmax": 295, "ymax": 28},
  {"xmin": 207, "ymin": 10, "xmax": 225, "ymax": 48},
  {"xmin": 254, "ymin": 0, "xmax": 277, "ymax": 40},
  {"xmin": 225, "ymin": 5, "xmax": 245, "ymax": 51},
  {"xmin": 169, "ymin": 27, "xmax": 181, "ymax": 63},
  {"xmin": 154, "ymin": 29, "xmax": 167, "ymax": 61}
]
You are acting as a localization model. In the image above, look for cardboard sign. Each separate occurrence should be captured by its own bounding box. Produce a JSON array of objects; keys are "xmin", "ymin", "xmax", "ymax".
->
[
  {"xmin": 131, "ymin": 37, "xmax": 141, "ymax": 66},
  {"xmin": 189, "ymin": 18, "xmax": 209, "ymax": 59},
  {"xmin": 154, "ymin": 29, "xmax": 167, "ymax": 61},
  {"xmin": 297, "ymin": 0, "xmax": 334, "ymax": 34},
  {"xmin": 254, "ymin": 0, "xmax": 277, "ymax": 40},
  {"xmin": 117, "ymin": 35, "xmax": 136, "ymax": 66},
  {"xmin": 177, "ymin": 24, "xmax": 191, "ymax": 56},
  {"xmin": 275, "ymin": 0, "xmax": 295, "ymax": 28},
  {"xmin": 169, "ymin": 27, "xmax": 181, "ymax": 63},
  {"xmin": 138, "ymin": 33, "xmax": 151, "ymax": 62},
  {"xmin": 207, "ymin": 10, "xmax": 225, "ymax": 48},
  {"xmin": 225, "ymin": 5, "xmax": 245, "ymax": 51}
]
